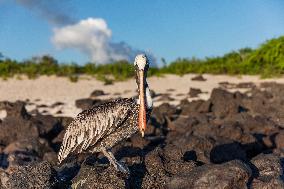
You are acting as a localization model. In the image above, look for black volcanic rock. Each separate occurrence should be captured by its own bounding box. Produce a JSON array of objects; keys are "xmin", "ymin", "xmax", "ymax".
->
[
  {"xmin": 75, "ymin": 98, "xmax": 103, "ymax": 110},
  {"xmin": 90, "ymin": 90, "xmax": 106, "ymax": 98},
  {"xmin": 210, "ymin": 88, "xmax": 242, "ymax": 118},
  {"xmin": 0, "ymin": 114, "xmax": 39, "ymax": 145},
  {"xmin": 151, "ymin": 103, "xmax": 179, "ymax": 127},
  {"xmin": 250, "ymin": 153, "xmax": 284, "ymax": 188},
  {"xmin": 251, "ymin": 153, "xmax": 283, "ymax": 179},
  {"xmin": 3, "ymin": 139, "xmax": 53, "ymax": 168},
  {"xmin": 0, "ymin": 101, "xmax": 64, "ymax": 146},
  {"xmin": 0, "ymin": 101, "xmax": 30, "ymax": 119},
  {"xmin": 191, "ymin": 75, "xmax": 206, "ymax": 81},
  {"xmin": 167, "ymin": 160, "xmax": 251, "ymax": 189},
  {"xmin": 180, "ymin": 99, "xmax": 211, "ymax": 115},
  {"xmin": 236, "ymin": 82, "xmax": 256, "ymax": 89},
  {"xmin": 3, "ymin": 161, "xmax": 57, "ymax": 189},
  {"xmin": 189, "ymin": 88, "xmax": 202, "ymax": 97},
  {"xmin": 1, "ymin": 83, "xmax": 284, "ymax": 188},
  {"xmin": 210, "ymin": 142, "xmax": 247, "ymax": 163},
  {"xmin": 71, "ymin": 164, "xmax": 125, "ymax": 189}
]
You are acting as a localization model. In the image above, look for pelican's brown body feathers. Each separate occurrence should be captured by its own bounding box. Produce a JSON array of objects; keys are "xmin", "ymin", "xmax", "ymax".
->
[{"xmin": 58, "ymin": 98, "xmax": 150, "ymax": 163}]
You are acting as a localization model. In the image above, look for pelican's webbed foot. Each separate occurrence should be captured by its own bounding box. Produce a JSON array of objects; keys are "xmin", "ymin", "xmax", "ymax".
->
[
  {"xmin": 115, "ymin": 161, "xmax": 130, "ymax": 175},
  {"xmin": 101, "ymin": 148, "xmax": 130, "ymax": 176}
]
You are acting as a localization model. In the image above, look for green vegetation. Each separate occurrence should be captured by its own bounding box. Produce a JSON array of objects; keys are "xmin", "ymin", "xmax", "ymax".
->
[
  {"xmin": 159, "ymin": 36, "xmax": 284, "ymax": 78},
  {"xmin": 1, "ymin": 36, "xmax": 284, "ymax": 82}
]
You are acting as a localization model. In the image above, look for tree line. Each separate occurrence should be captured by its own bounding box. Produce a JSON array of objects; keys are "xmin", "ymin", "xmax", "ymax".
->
[{"xmin": 0, "ymin": 36, "xmax": 284, "ymax": 83}]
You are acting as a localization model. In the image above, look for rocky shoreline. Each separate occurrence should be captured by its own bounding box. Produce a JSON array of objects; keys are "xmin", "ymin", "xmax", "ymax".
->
[{"xmin": 1, "ymin": 82, "xmax": 284, "ymax": 188}]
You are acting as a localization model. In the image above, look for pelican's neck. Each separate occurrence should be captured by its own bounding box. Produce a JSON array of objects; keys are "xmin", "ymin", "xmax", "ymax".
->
[
  {"xmin": 137, "ymin": 80, "xmax": 153, "ymax": 110},
  {"xmin": 145, "ymin": 85, "xmax": 153, "ymax": 109}
]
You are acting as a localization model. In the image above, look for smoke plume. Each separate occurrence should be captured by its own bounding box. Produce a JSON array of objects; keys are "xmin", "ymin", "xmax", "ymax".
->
[
  {"xmin": 16, "ymin": 1, "xmax": 156, "ymax": 64},
  {"xmin": 16, "ymin": 0, "xmax": 74, "ymax": 25}
]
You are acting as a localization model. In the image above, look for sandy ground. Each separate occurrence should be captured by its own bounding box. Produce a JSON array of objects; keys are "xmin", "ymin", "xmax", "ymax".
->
[{"xmin": 1, "ymin": 74, "xmax": 284, "ymax": 118}]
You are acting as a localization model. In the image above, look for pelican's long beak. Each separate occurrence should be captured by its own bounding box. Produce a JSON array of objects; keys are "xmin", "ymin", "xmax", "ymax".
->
[{"xmin": 138, "ymin": 69, "xmax": 147, "ymax": 137}]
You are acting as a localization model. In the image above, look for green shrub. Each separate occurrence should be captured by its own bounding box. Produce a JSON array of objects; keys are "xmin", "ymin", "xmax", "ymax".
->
[
  {"xmin": 68, "ymin": 75, "xmax": 79, "ymax": 82},
  {"xmin": 0, "ymin": 36, "xmax": 284, "ymax": 80}
]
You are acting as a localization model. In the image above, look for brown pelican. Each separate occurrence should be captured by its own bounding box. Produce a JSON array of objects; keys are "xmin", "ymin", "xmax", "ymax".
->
[{"xmin": 58, "ymin": 54, "xmax": 153, "ymax": 174}]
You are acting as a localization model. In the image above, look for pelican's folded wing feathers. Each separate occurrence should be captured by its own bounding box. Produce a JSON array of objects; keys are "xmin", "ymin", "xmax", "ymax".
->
[{"xmin": 58, "ymin": 99, "xmax": 134, "ymax": 163}]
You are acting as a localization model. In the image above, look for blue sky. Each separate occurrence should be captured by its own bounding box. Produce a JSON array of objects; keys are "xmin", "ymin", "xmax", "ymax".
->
[{"xmin": 0, "ymin": 0, "xmax": 284, "ymax": 65}]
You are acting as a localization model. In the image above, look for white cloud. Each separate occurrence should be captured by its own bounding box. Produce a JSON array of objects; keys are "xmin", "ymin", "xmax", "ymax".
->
[{"xmin": 51, "ymin": 17, "xmax": 155, "ymax": 64}]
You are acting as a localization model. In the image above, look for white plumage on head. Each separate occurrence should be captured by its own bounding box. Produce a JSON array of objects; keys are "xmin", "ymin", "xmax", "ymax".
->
[{"xmin": 134, "ymin": 54, "xmax": 147, "ymax": 70}]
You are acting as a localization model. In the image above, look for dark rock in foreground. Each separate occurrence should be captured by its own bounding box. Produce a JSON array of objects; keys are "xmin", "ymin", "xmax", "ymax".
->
[
  {"xmin": 167, "ymin": 160, "xmax": 251, "ymax": 189},
  {"xmin": 1, "ymin": 161, "xmax": 57, "ymax": 189},
  {"xmin": 249, "ymin": 153, "xmax": 284, "ymax": 188},
  {"xmin": 72, "ymin": 164, "xmax": 125, "ymax": 189}
]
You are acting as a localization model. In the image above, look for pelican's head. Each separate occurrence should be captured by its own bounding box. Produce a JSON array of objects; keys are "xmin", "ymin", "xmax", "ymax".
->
[
  {"xmin": 134, "ymin": 54, "xmax": 149, "ymax": 137},
  {"xmin": 134, "ymin": 54, "xmax": 149, "ymax": 71}
]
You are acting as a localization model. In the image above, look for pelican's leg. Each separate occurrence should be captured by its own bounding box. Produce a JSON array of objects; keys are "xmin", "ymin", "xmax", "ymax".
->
[{"xmin": 101, "ymin": 148, "xmax": 130, "ymax": 175}]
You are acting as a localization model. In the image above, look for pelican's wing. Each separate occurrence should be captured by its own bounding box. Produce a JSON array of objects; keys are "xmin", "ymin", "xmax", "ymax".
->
[{"xmin": 58, "ymin": 99, "xmax": 134, "ymax": 163}]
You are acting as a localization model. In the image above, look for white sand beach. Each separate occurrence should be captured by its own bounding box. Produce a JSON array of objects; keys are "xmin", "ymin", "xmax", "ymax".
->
[{"xmin": 1, "ymin": 74, "xmax": 284, "ymax": 118}]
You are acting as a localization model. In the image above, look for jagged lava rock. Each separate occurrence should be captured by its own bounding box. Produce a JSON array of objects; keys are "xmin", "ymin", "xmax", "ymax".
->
[
  {"xmin": 71, "ymin": 164, "xmax": 125, "ymax": 189},
  {"xmin": 167, "ymin": 160, "xmax": 251, "ymax": 189},
  {"xmin": 250, "ymin": 153, "xmax": 284, "ymax": 188},
  {"xmin": 3, "ymin": 161, "xmax": 57, "ymax": 189}
]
